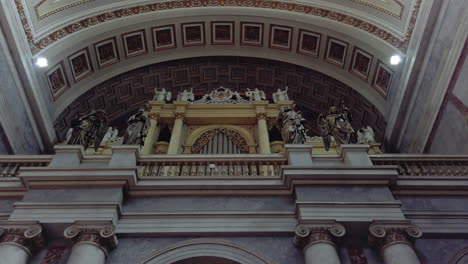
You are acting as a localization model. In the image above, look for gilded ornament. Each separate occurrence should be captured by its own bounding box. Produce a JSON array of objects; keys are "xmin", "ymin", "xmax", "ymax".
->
[
  {"xmin": 256, "ymin": 112, "xmax": 268, "ymax": 120},
  {"xmin": 147, "ymin": 112, "xmax": 161, "ymax": 121},
  {"xmin": 174, "ymin": 112, "xmax": 186, "ymax": 120}
]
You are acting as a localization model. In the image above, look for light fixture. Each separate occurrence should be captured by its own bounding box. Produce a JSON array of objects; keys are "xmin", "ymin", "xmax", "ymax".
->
[
  {"xmin": 390, "ymin": 55, "xmax": 402, "ymax": 65},
  {"xmin": 35, "ymin": 57, "xmax": 48, "ymax": 68}
]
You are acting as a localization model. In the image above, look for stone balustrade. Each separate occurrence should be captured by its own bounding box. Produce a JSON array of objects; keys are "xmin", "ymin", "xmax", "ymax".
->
[
  {"xmin": 0, "ymin": 156, "xmax": 51, "ymax": 177},
  {"xmin": 138, "ymin": 154, "xmax": 287, "ymax": 176},
  {"xmin": 370, "ymin": 155, "xmax": 468, "ymax": 176}
]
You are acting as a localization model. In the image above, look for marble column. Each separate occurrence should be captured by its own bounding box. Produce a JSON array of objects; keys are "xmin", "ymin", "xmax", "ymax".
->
[
  {"xmin": 0, "ymin": 222, "xmax": 44, "ymax": 264},
  {"xmin": 64, "ymin": 223, "xmax": 118, "ymax": 264},
  {"xmin": 368, "ymin": 221, "xmax": 423, "ymax": 264},
  {"xmin": 256, "ymin": 112, "xmax": 271, "ymax": 154},
  {"xmin": 293, "ymin": 222, "xmax": 346, "ymax": 264},
  {"xmin": 141, "ymin": 112, "xmax": 160, "ymax": 155},
  {"xmin": 167, "ymin": 112, "xmax": 185, "ymax": 155}
]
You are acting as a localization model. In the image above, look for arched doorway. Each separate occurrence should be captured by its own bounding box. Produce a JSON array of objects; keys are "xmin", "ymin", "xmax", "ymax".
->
[{"xmin": 139, "ymin": 239, "xmax": 274, "ymax": 264}]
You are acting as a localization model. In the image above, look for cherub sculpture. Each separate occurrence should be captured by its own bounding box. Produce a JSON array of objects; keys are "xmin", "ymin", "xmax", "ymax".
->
[{"xmin": 177, "ymin": 88, "xmax": 195, "ymax": 102}]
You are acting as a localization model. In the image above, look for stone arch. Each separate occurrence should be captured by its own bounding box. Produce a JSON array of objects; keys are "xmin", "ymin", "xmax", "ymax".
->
[
  {"xmin": 185, "ymin": 125, "xmax": 257, "ymax": 154},
  {"xmin": 449, "ymin": 247, "xmax": 468, "ymax": 264},
  {"xmin": 138, "ymin": 239, "xmax": 274, "ymax": 264}
]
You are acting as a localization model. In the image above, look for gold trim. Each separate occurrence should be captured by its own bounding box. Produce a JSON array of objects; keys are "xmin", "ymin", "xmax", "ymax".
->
[
  {"xmin": 351, "ymin": 0, "xmax": 404, "ymax": 19},
  {"xmin": 15, "ymin": 0, "xmax": 421, "ymax": 54},
  {"xmin": 34, "ymin": 0, "xmax": 96, "ymax": 21}
]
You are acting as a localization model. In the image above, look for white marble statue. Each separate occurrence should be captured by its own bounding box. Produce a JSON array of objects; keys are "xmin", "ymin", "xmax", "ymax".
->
[
  {"xmin": 153, "ymin": 88, "xmax": 172, "ymax": 102},
  {"xmin": 357, "ymin": 125, "xmax": 375, "ymax": 144},
  {"xmin": 177, "ymin": 88, "xmax": 195, "ymax": 102},
  {"xmin": 110, "ymin": 128, "xmax": 119, "ymax": 142},
  {"xmin": 246, "ymin": 88, "xmax": 266, "ymax": 101},
  {"xmin": 272, "ymin": 87, "xmax": 289, "ymax": 103},
  {"xmin": 101, "ymin": 127, "xmax": 114, "ymax": 145}
]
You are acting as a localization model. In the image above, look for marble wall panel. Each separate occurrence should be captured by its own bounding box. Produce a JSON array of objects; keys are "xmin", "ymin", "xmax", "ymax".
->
[
  {"xmin": 123, "ymin": 196, "xmax": 295, "ymax": 213},
  {"xmin": 400, "ymin": 197, "xmax": 468, "ymax": 212},
  {"xmin": 22, "ymin": 188, "xmax": 123, "ymax": 203},
  {"xmin": 415, "ymin": 239, "xmax": 468, "ymax": 264},
  {"xmin": 295, "ymin": 187, "xmax": 395, "ymax": 202}
]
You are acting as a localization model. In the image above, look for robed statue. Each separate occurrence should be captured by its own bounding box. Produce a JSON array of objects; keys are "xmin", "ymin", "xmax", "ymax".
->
[
  {"xmin": 272, "ymin": 87, "xmax": 289, "ymax": 103},
  {"xmin": 67, "ymin": 110, "xmax": 109, "ymax": 151},
  {"xmin": 246, "ymin": 88, "xmax": 266, "ymax": 101},
  {"xmin": 153, "ymin": 88, "xmax": 172, "ymax": 102},
  {"xmin": 123, "ymin": 108, "xmax": 150, "ymax": 147},
  {"xmin": 317, "ymin": 101, "xmax": 358, "ymax": 151},
  {"xmin": 278, "ymin": 107, "xmax": 308, "ymax": 144}
]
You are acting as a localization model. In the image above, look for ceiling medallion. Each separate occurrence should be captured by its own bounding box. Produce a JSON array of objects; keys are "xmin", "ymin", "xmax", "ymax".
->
[{"xmin": 15, "ymin": 0, "xmax": 421, "ymax": 54}]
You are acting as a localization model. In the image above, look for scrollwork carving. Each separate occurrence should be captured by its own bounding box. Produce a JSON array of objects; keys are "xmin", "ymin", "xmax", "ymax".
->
[
  {"xmin": 368, "ymin": 221, "xmax": 422, "ymax": 250},
  {"xmin": 64, "ymin": 223, "xmax": 117, "ymax": 256},
  {"xmin": 192, "ymin": 128, "xmax": 249, "ymax": 154},
  {"xmin": 0, "ymin": 223, "xmax": 45, "ymax": 255},
  {"xmin": 174, "ymin": 112, "xmax": 186, "ymax": 121},
  {"xmin": 293, "ymin": 222, "xmax": 346, "ymax": 248}
]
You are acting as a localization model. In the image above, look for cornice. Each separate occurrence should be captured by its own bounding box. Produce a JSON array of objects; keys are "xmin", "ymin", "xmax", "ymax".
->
[{"xmin": 14, "ymin": 0, "xmax": 421, "ymax": 54}]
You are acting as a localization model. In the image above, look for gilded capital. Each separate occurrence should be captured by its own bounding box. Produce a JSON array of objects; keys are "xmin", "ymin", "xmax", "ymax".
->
[
  {"xmin": 368, "ymin": 221, "xmax": 422, "ymax": 250},
  {"xmin": 64, "ymin": 223, "xmax": 117, "ymax": 256},
  {"xmin": 0, "ymin": 222, "xmax": 45, "ymax": 255},
  {"xmin": 293, "ymin": 222, "xmax": 346, "ymax": 248},
  {"xmin": 256, "ymin": 112, "xmax": 268, "ymax": 120},
  {"xmin": 174, "ymin": 112, "xmax": 186, "ymax": 121},
  {"xmin": 147, "ymin": 112, "xmax": 161, "ymax": 121}
]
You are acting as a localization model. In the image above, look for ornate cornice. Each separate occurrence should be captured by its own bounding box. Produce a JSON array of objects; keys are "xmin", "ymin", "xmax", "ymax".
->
[
  {"xmin": 293, "ymin": 222, "xmax": 346, "ymax": 248},
  {"xmin": 0, "ymin": 223, "xmax": 45, "ymax": 255},
  {"xmin": 148, "ymin": 112, "xmax": 161, "ymax": 121},
  {"xmin": 368, "ymin": 221, "xmax": 422, "ymax": 250},
  {"xmin": 15, "ymin": 0, "xmax": 421, "ymax": 54},
  {"xmin": 64, "ymin": 223, "xmax": 117, "ymax": 256}
]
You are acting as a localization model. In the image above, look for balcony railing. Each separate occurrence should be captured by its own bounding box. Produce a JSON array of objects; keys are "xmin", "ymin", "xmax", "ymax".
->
[
  {"xmin": 370, "ymin": 155, "xmax": 468, "ymax": 176},
  {"xmin": 138, "ymin": 154, "xmax": 288, "ymax": 177},
  {"xmin": 0, "ymin": 156, "xmax": 52, "ymax": 177}
]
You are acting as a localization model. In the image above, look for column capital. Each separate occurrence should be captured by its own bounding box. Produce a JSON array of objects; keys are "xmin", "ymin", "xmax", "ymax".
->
[
  {"xmin": 64, "ymin": 222, "xmax": 118, "ymax": 256},
  {"xmin": 147, "ymin": 112, "xmax": 161, "ymax": 121},
  {"xmin": 293, "ymin": 222, "xmax": 346, "ymax": 248},
  {"xmin": 174, "ymin": 112, "xmax": 186, "ymax": 121},
  {"xmin": 0, "ymin": 222, "xmax": 45, "ymax": 255},
  {"xmin": 256, "ymin": 112, "xmax": 268, "ymax": 120},
  {"xmin": 368, "ymin": 221, "xmax": 422, "ymax": 250}
]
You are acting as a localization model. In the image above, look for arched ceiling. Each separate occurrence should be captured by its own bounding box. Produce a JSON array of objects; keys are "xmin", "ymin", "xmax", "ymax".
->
[
  {"xmin": 9, "ymin": 0, "xmax": 426, "ymax": 147},
  {"xmin": 53, "ymin": 56, "xmax": 387, "ymax": 141}
]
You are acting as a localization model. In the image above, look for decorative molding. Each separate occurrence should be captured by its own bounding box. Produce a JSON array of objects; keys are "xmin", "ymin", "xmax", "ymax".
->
[
  {"xmin": 256, "ymin": 112, "xmax": 268, "ymax": 120},
  {"xmin": 350, "ymin": 0, "xmax": 404, "ymax": 18},
  {"xmin": 0, "ymin": 222, "xmax": 45, "ymax": 255},
  {"xmin": 34, "ymin": 0, "xmax": 95, "ymax": 20},
  {"xmin": 368, "ymin": 221, "xmax": 422, "ymax": 250},
  {"xmin": 147, "ymin": 112, "xmax": 161, "ymax": 121},
  {"xmin": 293, "ymin": 221, "xmax": 346, "ymax": 248},
  {"xmin": 174, "ymin": 112, "xmax": 186, "ymax": 121},
  {"xmin": 15, "ymin": 0, "xmax": 421, "ymax": 54},
  {"xmin": 64, "ymin": 222, "xmax": 117, "ymax": 256}
]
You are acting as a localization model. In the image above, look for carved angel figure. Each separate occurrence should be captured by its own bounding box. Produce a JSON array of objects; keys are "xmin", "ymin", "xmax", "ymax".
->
[
  {"xmin": 67, "ymin": 110, "xmax": 109, "ymax": 151},
  {"xmin": 278, "ymin": 107, "xmax": 308, "ymax": 144},
  {"xmin": 357, "ymin": 125, "xmax": 375, "ymax": 144},
  {"xmin": 317, "ymin": 102, "xmax": 358, "ymax": 151},
  {"xmin": 123, "ymin": 108, "xmax": 150, "ymax": 147},
  {"xmin": 272, "ymin": 87, "xmax": 289, "ymax": 103},
  {"xmin": 177, "ymin": 88, "xmax": 195, "ymax": 102},
  {"xmin": 246, "ymin": 88, "xmax": 266, "ymax": 101},
  {"xmin": 153, "ymin": 88, "xmax": 172, "ymax": 102}
]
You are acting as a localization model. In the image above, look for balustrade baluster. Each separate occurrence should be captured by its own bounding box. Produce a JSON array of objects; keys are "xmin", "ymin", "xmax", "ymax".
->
[
  {"xmin": 159, "ymin": 162, "xmax": 166, "ymax": 176},
  {"xmin": 421, "ymin": 162, "xmax": 429, "ymax": 175},
  {"xmin": 242, "ymin": 161, "xmax": 249, "ymax": 176},
  {"xmin": 444, "ymin": 162, "xmax": 454, "ymax": 176},
  {"xmin": 7, "ymin": 164, "xmax": 18, "ymax": 177},
  {"xmin": 197, "ymin": 162, "xmax": 204, "ymax": 176},
  {"xmin": 436, "ymin": 162, "xmax": 446, "ymax": 176},
  {"xmin": 228, "ymin": 161, "xmax": 234, "ymax": 176},
  {"xmin": 251, "ymin": 162, "xmax": 258, "ymax": 176},
  {"xmin": 1, "ymin": 163, "xmax": 11, "ymax": 177}
]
